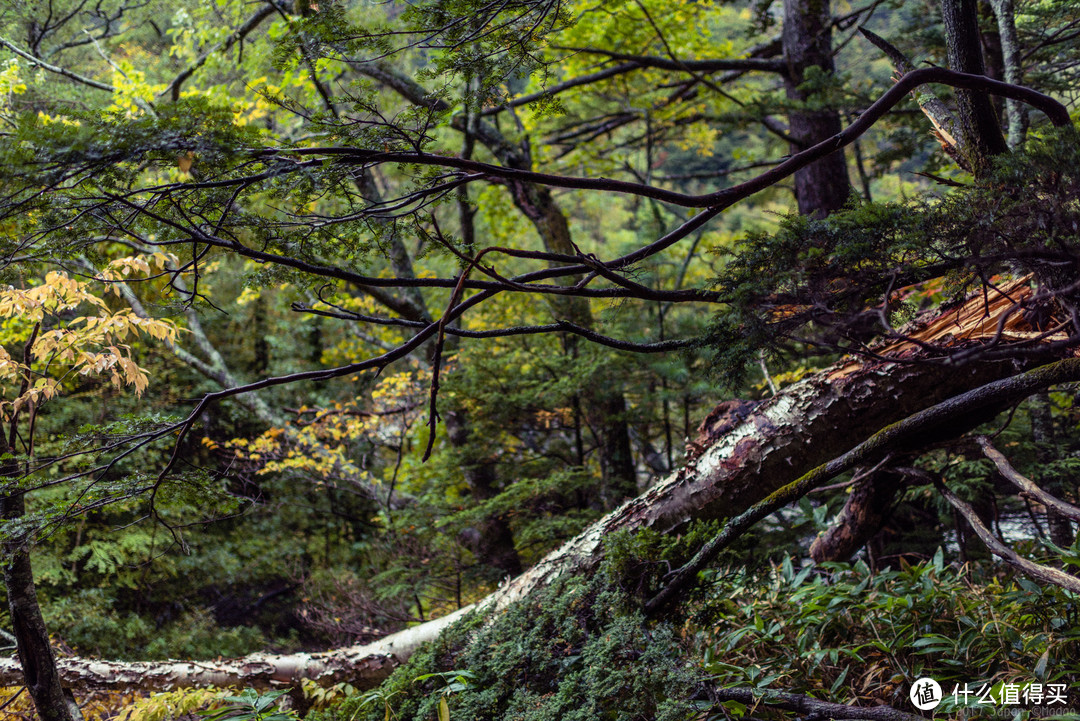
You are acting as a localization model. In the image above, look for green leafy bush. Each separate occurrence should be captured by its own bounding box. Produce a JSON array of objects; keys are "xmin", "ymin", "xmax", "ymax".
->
[
  {"xmin": 310, "ymin": 571, "xmax": 697, "ymax": 721},
  {"xmin": 697, "ymin": 554, "xmax": 1080, "ymax": 718},
  {"xmin": 311, "ymin": 549, "xmax": 1080, "ymax": 721}
]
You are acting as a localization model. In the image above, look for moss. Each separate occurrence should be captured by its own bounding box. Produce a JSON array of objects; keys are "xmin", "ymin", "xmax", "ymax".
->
[
  {"xmin": 312, "ymin": 542, "xmax": 705, "ymax": 721},
  {"xmin": 601, "ymin": 522, "xmax": 727, "ymax": 598}
]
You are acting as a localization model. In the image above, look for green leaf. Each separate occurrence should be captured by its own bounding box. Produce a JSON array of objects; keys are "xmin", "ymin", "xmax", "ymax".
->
[
  {"xmin": 830, "ymin": 666, "xmax": 849, "ymax": 695},
  {"xmin": 1034, "ymin": 649, "xmax": 1050, "ymax": 680},
  {"xmin": 438, "ymin": 696, "xmax": 450, "ymax": 721}
]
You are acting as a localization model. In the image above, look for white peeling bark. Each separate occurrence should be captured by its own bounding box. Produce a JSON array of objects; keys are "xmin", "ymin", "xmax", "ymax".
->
[{"xmin": 0, "ymin": 646, "xmax": 398, "ymax": 693}]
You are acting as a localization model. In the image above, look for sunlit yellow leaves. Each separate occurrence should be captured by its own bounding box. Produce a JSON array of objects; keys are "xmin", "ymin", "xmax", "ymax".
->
[
  {"xmin": 224, "ymin": 370, "xmax": 426, "ymax": 486},
  {"xmin": 677, "ymin": 123, "xmax": 719, "ymax": 157},
  {"xmin": 96, "ymin": 252, "xmax": 179, "ymax": 286},
  {"xmin": 0, "ymin": 271, "xmax": 180, "ymax": 422},
  {"xmin": 236, "ymin": 286, "xmax": 263, "ymax": 306},
  {"xmin": 36, "ymin": 111, "xmax": 81, "ymax": 127},
  {"xmin": 9, "ymin": 377, "xmax": 59, "ymax": 416},
  {"xmin": 0, "ymin": 59, "xmax": 27, "ymax": 110},
  {"xmin": 0, "ymin": 271, "xmax": 108, "ymax": 320},
  {"xmin": 107, "ymin": 61, "xmax": 166, "ymax": 117}
]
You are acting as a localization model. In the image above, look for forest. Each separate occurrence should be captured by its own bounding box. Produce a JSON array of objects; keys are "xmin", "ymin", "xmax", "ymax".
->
[{"xmin": 0, "ymin": 0, "xmax": 1079, "ymax": 718}]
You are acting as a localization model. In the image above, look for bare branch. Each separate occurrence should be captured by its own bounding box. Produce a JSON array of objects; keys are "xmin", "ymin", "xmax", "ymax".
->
[
  {"xmin": 937, "ymin": 478, "xmax": 1080, "ymax": 594},
  {"xmin": 711, "ymin": 687, "xmax": 928, "ymax": 721},
  {"xmin": 977, "ymin": 435, "xmax": 1080, "ymax": 522},
  {"xmin": 0, "ymin": 36, "xmax": 113, "ymax": 92}
]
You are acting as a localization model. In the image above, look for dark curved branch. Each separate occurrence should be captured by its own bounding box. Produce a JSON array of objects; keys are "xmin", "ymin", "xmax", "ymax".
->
[
  {"xmin": 450, "ymin": 321, "xmax": 697, "ymax": 351},
  {"xmin": 266, "ymin": 146, "xmax": 715, "ymax": 207},
  {"xmin": 481, "ymin": 62, "xmax": 643, "ymax": 115},
  {"xmin": 553, "ymin": 46, "xmax": 787, "ymax": 74},
  {"xmin": 0, "ymin": 36, "xmax": 114, "ymax": 92},
  {"xmin": 292, "ymin": 302, "xmax": 696, "ymax": 352},
  {"xmin": 103, "ymin": 192, "xmax": 725, "ymax": 302},
  {"xmin": 479, "ymin": 34, "xmax": 784, "ymax": 117},
  {"xmin": 267, "ymin": 68, "xmax": 1070, "ymax": 211}
]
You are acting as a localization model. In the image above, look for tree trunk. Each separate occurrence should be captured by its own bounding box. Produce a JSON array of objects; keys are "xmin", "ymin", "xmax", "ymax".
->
[
  {"xmin": 782, "ymin": 0, "xmax": 851, "ymax": 216},
  {"xmin": 989, "ymin": 0, "xmax": 1029, "ymax": 147},
  {"xmin": 444, "ymin": 410, "xmax": 523, "ymax": 576},
  {"xmin": 942, "ymin": 0, "xmax": 1008, "ymax": 172},
  {"xmin": 0, "ymin": 637, "xmax": 403, "ymax": 694},
  {"xmin": 502, "ymin": 152, "xmax": 638, "ymax": 504},
  {"xmin": 2, "ymin": 491, "xmax": 78, "ymax": 721},
  {"xmin": 597, "ymin": 392, "xmax": 637, "ymax": 503},
  {"xmin": 1030, "ymin": 393, "xmax": 1076, "ymax": 548},
  {"xmin": 977, "ymin": 0, "xmax": 1005, "ymax": 120},
  {"xmin": 1, "ymin": 327, "xmax": 79, "ymax": 721}
]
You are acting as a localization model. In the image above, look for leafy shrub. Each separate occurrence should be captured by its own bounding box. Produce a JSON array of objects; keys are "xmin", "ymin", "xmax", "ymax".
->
[
  {"xmin": 310, "ymin": 571, "xmax": 698, "ymax": 721},
  {"xmin": 42, "ymin": 590, "xmax": 269, "ymax": 660},
  {"xmin": 697, "ymin": 553, "xmax": 1080, "ymax": 718},
  {"xmin": 310, "ymin": 546, "xmax": 1080, "ymax": 721}
]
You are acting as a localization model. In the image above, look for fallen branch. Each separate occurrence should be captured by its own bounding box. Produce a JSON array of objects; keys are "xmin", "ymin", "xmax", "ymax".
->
[
  {"xmin": 0, "ymin": 607, "xmax": 475, "ymax": 692},
  {"xmin": 977, "ymin": 435, "xmax": 1080, "ymax": 522},
  {"xmin": 936, "ymin": 478, "xmax": 1080, "ymax": 594},
  {"xmin": 712, "ymin": 687, "xmax": 928, "ymax": 721},
  {"xmin": 646, "ymin": 356, "xmax": 1080, "ymax": 613}
]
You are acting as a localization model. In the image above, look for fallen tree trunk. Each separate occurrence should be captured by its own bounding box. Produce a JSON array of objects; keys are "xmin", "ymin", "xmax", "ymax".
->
[
  {"xmin": 645, "ymin": 355, "xmax": 1080, "ymax": 613},
  {"xmin": 809, "ymin": 465, "xmax": 908, "ymax": 563},
  {"xmin": 711, "ymin": 686, "xmax": 927, "ymax": 721},
  {"xmin": 0, "ymin": 605, "xmax": 481, "ymax": 693},
  {"xmin": 0, "ymin": 283, "xmax": 1066, "ymax": 693}
]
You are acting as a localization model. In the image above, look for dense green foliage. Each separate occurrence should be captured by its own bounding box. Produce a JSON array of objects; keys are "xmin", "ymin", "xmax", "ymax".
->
[
  {"xmin": 314, "ymin": 575, "xmax": 696, "ymax": 721},
  {"xmin": 701, "ymin": 555, "xmax": 1080, "ymax": 718},
  {"xmin": 299, "ymin": 548, "xmax": 1080, "ymax": 721},
  {"xmin": 709, "ymin": 126, "xmax": 1080, "ymax": 383},
  {"xmin": 1, "ymin": 0, "xmax": 1080, "ymax": 718}
]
